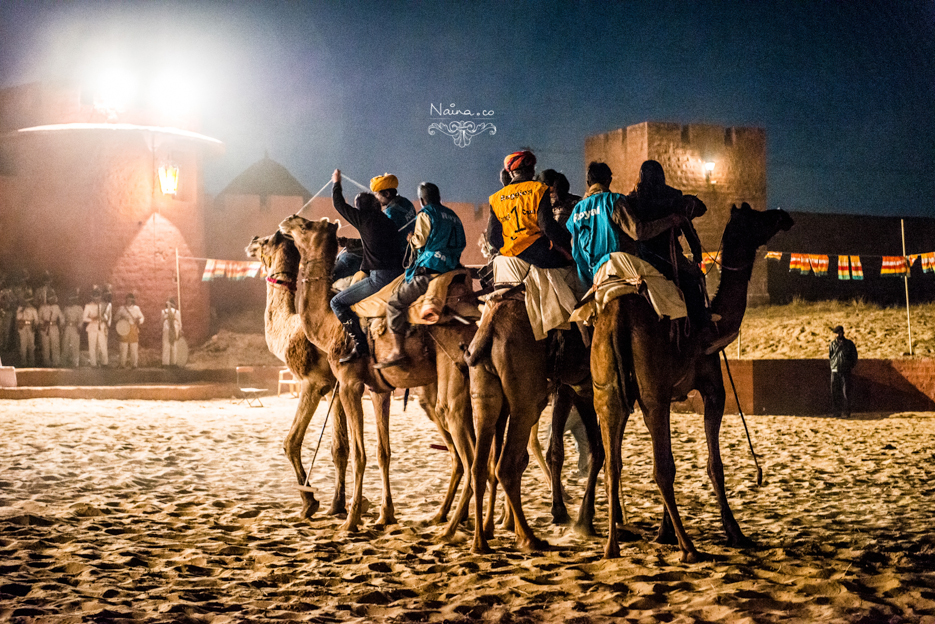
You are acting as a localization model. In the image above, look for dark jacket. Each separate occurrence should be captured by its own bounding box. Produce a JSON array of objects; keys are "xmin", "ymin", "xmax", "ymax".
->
[
  {"xmin": 332, "ymin": 182, "xmax": 404, "ymax": 273},
  {"xmin": 829, "ymin": 337, "xmax": 858, "ymax": 373}
]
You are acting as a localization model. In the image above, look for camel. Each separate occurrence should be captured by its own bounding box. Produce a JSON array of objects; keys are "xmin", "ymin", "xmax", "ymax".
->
[
  {"xmin": 464, "ymin": 287, "xmax": 605, "ymax": 553},
  {"xmin": 277, "ymin": 215, "xmax": 478, "ymax": 537},
  {"xmin": 591, "ymin": 203, "xmax": 793, "ymax": 561},
  {"xmin": 245, "ymin": 232, "xmax": 348, "ymax": 520}
]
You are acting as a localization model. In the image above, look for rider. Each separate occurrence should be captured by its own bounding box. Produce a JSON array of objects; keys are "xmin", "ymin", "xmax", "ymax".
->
[
  {"xmin": 567, "ymin": 161, "xmax": 687, "ymax": 287},
  {"xmin": 537, "ymin": 169, "xmax": 581, "ymax": 227},
  {"xmin": 626, "ymin": 160, "xmax": 709, "ymax": 330},
  {"xmin": 376, "ymin": 182, "xmax": 466, "ymax": 369},
  {"xmin": 486, "ymin": 150, "xmax": 571, "ymax": 271},
  {"xmin": 330, "ymin": 169, "xmax": 404, "ymax": 362}
]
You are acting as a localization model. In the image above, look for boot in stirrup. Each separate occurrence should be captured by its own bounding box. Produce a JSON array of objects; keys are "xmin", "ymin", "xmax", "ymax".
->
[
  {"xmin": 375, "ymin": 332, "xmax": 408, "ymax": 369},
  {"xmin": 339, "ymin": 318, "xmax": 370, "ymax": 363}
]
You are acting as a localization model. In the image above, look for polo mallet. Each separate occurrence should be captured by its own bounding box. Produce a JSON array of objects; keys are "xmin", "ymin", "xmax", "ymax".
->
[
  {"xmin": 298, "ymin": 381, "xmax": 340, "ymax": 493},
  {"xmin": 720, "ymin": 351, "xmax": 764, "ymax": 486}
]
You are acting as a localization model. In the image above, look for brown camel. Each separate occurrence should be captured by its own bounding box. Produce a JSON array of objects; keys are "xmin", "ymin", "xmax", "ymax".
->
[
  {"xmin": 277, "ymin": 215, "xmax": 477, "ymax": 537},
  {"xmin": 592, "ymin": 203, "xmax": 793, "ymax": 561},
  {"xmin": 245, "ymin": 232, "xmax": 348, "ymax": 519},
  {"xmin": 464, "ymin": 289, "xmax": 604, "ymax": 553}
]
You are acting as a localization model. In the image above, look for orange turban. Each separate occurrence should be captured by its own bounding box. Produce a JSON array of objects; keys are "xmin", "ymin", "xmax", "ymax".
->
[
  {"xmin": 503, "ymin": 151, "xmax": 536, "ymax": 172},
  {"xmin": 369, "ymin": 173, "xmax": 398, "ymax": 193}
]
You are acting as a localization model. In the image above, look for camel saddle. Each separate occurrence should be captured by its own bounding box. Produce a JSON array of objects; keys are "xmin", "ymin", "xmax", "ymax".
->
[{"xmin": 351, "ymin": 268, "xmax": 481, "ymax": 325}]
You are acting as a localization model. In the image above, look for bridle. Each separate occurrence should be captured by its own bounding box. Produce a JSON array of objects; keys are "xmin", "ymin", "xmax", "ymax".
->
[{"xmin": 301, "ymin": 258, "xmax": 334, "ymax": 283}]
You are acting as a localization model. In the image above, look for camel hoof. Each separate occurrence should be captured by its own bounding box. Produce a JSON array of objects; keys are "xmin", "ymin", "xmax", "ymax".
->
[
  {"xmin": 373, "ymin": 515, "xmax": 397, "ymax": 530},
  {"xmin": 654, "ymin": 530, "xmax": 678, "ymax": 546},
  {"xmin": 300, "ymin": 497, "xmax": 320, "ymax": 519},
  {"xmin": 517, "ymin": 535, "xmax": 550, "ymax": 552},
  {"xmin": 550, "ymin": 507, "xmax": 571, "ymax": 525},
  {"xmin": 572, "ymin": 521, "xmax": 597, "ymax": 537},
  {"xmin": 340, "ymin": 516, "xmax": 362, "ymax": 532},
  {"xmin": 727, "ymin": 534, "xmax": 757, "ymax": 549},
  {"xmin": 680, "ymin": 549, "xmax": 702, "ymax": 564},
  {"xmin": 603, "ymin": 544, "xmax": 621, "ymax": 559},
  {"xmin": 471, "ymin": 541, "xmax": 493, "ymax": 555},
  {"xmin": 326, "ymin": 504, "xmax": 347, "ymax": 518}
]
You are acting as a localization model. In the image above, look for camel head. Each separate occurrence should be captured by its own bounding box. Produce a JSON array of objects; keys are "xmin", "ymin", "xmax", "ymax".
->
[
  {"xmin": 722, "ymin": 203, "xmax": 793, "ymax": 254},
  {"xmin": 278, "ymin": 215, "xmax": 340, "ymax": 268},
  {"xmin": 245, "ymin": 230, "xmax": 301, "ymax": 274}
]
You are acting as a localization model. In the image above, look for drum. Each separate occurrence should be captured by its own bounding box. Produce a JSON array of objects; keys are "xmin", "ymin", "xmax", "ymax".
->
[
  {"xmin": 115, "ymin": 318, "xmax": 131, "ymax": 337},
  {"xmin": 176, "ymin": 336, "xmax": 189, "ymax": 367}
]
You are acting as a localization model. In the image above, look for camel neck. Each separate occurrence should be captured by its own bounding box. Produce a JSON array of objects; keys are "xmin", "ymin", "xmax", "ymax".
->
[
  {"xmin": 710, "ymin": 244, "xmax": 757, "ymax": 337},
  {"xmin": 296, "ymin": 260, "xmax": 343, "ymax": 352},
  {"xmin": 264, "ymin": 269, "xmax": 298, "ymax": 360}
]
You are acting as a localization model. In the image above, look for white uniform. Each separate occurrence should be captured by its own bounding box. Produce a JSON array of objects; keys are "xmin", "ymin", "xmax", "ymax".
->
[
  {"xmin": 61, "ymin": 304, "xmax": 83, "ymax": 367},
  {"xmin": 82, "ymin": 301, "xmax": 111, "ymax": 367},
  {"xmin": 161, "ymin": 305, "xmax": 182, "ymax": 366},
  {"xmin": 115, "ymin": 304, "xmax": 145, "ymax": 368},
  {"xmin": 16, "ymin": 304, "xmax": 39, "ymax": 366},
  {"xmin": 37, "ymin": 303, "xmax": 63, "ymax": 367}
]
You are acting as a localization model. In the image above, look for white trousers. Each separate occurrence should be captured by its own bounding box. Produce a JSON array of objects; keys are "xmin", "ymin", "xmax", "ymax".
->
[
  {"xmin": 162, "ymin": 334, "xmax": 178, "ymax": 366},
  {"xmin": 40, "ymin": 328, "xmax": 61, "ymax": 367},
  {"xmin": 18, "ymin": 328, "xmax": 36, "ymax": 366},
  {"xmin": 120, "ymin": 342, "xmax": 139, "ymax": 368},
  {"xmin": 87, "ymin": 329, "xmax": 108, "ymax": 367},
  {"xmin": 62, "ymin": 326, "xmax": 80, "ymax": 368}
]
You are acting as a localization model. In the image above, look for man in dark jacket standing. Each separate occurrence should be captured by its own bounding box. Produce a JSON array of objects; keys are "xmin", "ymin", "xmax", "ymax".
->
[{"xmin": 829, "ymin": 325, "xmax": 858, "ymax": 418}]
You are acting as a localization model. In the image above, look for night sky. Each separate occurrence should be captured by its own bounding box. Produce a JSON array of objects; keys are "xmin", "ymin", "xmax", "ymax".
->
[{"xmin": 1, "ymin": 0, "xmax": 933, "ymax": 216}]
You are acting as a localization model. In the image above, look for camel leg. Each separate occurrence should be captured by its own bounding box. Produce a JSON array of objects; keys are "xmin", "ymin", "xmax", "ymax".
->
[
  {"xmin": 419, "ymin": 383, "xmax": 461, "ymax": 526},
  {"xmin": 328, "ymin": 393, "xmax": 349, "ymax": 517},
  {"xmin": 283, "ymin": 379, "xmax": 322, "ymax": 519},
  {"xmin": 529, "ymin": 419, "xmax": 551, "ymax": 485},
  {"xmin": 371, "ymin": 390, "xmax": 396, "ymax": 529},
  {"xmin": 698, "ymin": 360, "xmax": 752, "ymax": 548},
  {"xmin": 547, "ymin": 385, "xmax": 574, "ymax": 524},
  {"xmin": 339, "ymin": 381, "xmax": 367, "ymax": 532},
  {"xmin": 571, "ymin": 390, "xmax": 604, "ymax": 537},
  {"xmin": 438, "ymin": 363, "xmax": 476, "ymax": 541},
  {"xmin": 469, "ymin": 364, "xmax": 503, "ymax": 553},
  {"xmin": 591, "ymin": 311, "xmax": 629, "ymax": 559},
  {"xmin": 641, "ymin": 398, "xmax": 699, "ymax": 563}
]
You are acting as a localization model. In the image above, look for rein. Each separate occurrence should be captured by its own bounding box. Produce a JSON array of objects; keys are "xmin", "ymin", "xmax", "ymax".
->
[{"xmin": 300, "ymin": 258, "xmax": 334, "ymax": 283}]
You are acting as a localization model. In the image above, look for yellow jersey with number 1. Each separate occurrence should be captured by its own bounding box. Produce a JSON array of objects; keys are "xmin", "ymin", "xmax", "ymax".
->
[{"xmin": 488, "ymin": 180, "xmax": 548, "ymax": 257}]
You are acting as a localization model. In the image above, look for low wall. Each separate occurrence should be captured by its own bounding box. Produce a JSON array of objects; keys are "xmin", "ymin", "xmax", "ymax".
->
[
  {"xmin": 6, "ymin": 367, "xmax": 287, "ymax": 393},
  {"xmin": 676, "ymin": 358, "xmax": 935, "ymax": 415}
]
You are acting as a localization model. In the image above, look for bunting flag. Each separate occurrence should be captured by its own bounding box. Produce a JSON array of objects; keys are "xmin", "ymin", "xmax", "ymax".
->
[
  {"xmin": 700, "ymin": 251, "xmax": 721, "ymax": 275},
  {"xmin": 765, "ymin": 251, "xmax": 782, "ymax": 261},
  {"xmin": 789, "ymin": 253, "xmax": 808, "ymax": 274},
  {"xmin": 850, "ymin": 256, "xmax": 864, "ymax": 280},
  {"xmin": 922, "ymin": 252, "xmax": 935, "ymax": 274},
  {"xmin": 881, "ymin": 256, "xmax": 909, "ymax": 277},
  {"xmin": 907, "ymin": 254, "xmax": 919, "ymax": 268},
  {"xmin": 202, "ymin": 260, "xmax": 263, "ymax": 281},
  {"xmin": 838, "ymin": 255, "xmax": 850, "ymax": 280},
  {"xmin": 808, "ymin": 254, "xmax": 829, "ymax": 277}
]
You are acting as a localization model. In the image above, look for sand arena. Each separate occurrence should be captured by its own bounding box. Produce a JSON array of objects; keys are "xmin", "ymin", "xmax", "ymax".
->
[{"xmin": 1, "ymin": 396, "xmax": 934, "ymax": 623}]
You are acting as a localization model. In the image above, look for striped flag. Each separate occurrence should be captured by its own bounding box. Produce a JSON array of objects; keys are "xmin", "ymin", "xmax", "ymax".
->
[
  {"xmin": 881, "ymin": 256, "xmax": 908, "ymax": 276},
  {"xmin": 850, "ymin": 256, "xmax": 863, "ymax": 280},
  {"xmin": 838, "ymin": 255, "xmax": 850, "ymax": 280},
  {"xmin": 765, "ymin": 251, "xmax": 782, "ymax": 261},
  {"xmin": 808, "ymin": 254, "xmax": 829, "ymax": 276}
]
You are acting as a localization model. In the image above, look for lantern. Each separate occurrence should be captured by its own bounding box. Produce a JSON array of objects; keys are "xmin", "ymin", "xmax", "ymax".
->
[{"xmin": 159, "ymin": 164, "xmax": 179, "ymax": 196}]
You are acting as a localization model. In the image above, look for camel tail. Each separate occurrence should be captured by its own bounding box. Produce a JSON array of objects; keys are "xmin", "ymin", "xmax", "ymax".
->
[{"xmin": 464, "ymin": 301, "xmax": 499, "ymax": 367}]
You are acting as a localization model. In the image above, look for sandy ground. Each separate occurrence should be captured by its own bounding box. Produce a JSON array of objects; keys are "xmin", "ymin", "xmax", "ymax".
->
[
  {"xmin": 2, "ymin": 397, "xmax": 934, "ymax": 623},
  {"xmin": 738, "ymin": 301, "xmax": 935, "ymax": 360}
]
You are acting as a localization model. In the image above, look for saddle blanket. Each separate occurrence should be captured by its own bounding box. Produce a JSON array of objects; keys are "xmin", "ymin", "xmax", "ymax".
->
[
  {"xmin": 488, "ymin": 256, "xmax": 584, "ymax": 341},
  {"xmin": 351, "ymin": 268, "xmax": 479, "ymax": 324},
  {"xmin": 569, "ymin": 252, "xmax": 687, "ymax": 324}
]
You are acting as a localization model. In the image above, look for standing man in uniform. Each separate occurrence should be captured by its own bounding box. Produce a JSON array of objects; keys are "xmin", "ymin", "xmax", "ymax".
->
[
  {"xmin": 62, "ymin": 292, "xmax": 83, "ymax": 368},
  {"xmin": 38, "ymin": 291, "xmax": 63, "ymax": 367},
  {"xmin": 116, "ymin": 293, "xmax": 145, "ymax": 368},
  {"xmin": 83, "ymin": 286, "xmax": 109, "ymax": 367},
  {"xmin": 329, "ymin": 169, "xmax": 405, "ymax": 362},
  {"xmin": 829, "ymin": 325, "xmax": 858, "ymax": 419},
  {"xmin": 16, "ymin": 289, "xmax": 39, "ymax": 366},
  {"xmin": 162, "ymin": 298, "xmax": 182, "ymax": 367},
  {"xmin": 377, "ymin": 182, "xmax": 465, "ymax": 368}
]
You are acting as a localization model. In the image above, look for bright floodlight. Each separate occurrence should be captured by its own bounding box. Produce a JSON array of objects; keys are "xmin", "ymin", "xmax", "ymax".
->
[
  {"xmin": 94, "ymin": 68, "xmax": 136, "ymax": 115},
  {"xmin": 705, "ymin": 161, "xmax": 715, "ymax": 172}
]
